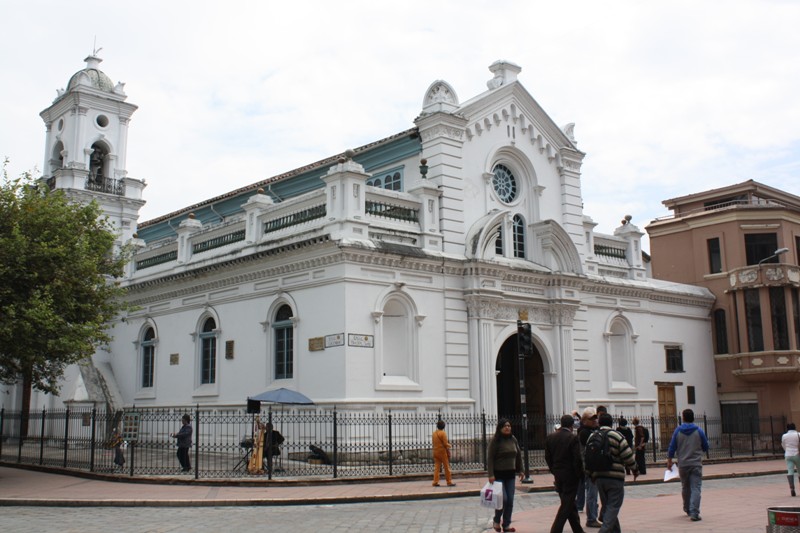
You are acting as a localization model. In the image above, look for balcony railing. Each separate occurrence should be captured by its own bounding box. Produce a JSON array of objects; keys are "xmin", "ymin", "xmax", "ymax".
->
[{"xmin": 85, "ymin": 176, "xmax": 125, "ymax": 196}]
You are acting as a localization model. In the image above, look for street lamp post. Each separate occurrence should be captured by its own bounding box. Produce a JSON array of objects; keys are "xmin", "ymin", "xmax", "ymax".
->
[
  {"xmin": 757, "ymin": 247, "xmax": 789, "ymax": 267},
  {"xmin": 516, "ymin": 320, "xmax": 533, "ymax": 484}
]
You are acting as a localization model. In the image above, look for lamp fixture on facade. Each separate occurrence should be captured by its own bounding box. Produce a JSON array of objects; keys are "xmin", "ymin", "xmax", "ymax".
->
[{"xmin": 757, "ymin": 247, "xmax": 789, "ymax": 267}]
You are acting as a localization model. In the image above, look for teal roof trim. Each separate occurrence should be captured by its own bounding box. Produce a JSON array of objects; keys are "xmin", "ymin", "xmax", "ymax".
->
[{"xmin": 137, "ymin": 130, "xmax": 422, "ymax": 244}]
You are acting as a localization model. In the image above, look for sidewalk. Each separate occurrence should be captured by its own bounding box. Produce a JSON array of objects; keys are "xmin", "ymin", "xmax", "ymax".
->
[{"xmin": 0, "ymin": 458, "xmax": 786, "ymax": 507}]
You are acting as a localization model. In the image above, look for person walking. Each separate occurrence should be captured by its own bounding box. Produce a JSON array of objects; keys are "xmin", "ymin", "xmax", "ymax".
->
[
  {"xmin": 586, "ymin": 412, "xmax": 638, "ymax": 533},
  {"xmin": 576, "ymin": 407, "xmax": 602, "ymax": 528},
  {"xmin": 631, "ymin": 417, "xmax": 647, "ymax": 475},
  {"xmin": 487, "ymin": 418, "xmax": 524, "ymax": 532},
  {"xmin": 545, "ymin": 414, "xmax": 587, "ymax": 533},
  {"xmin": 170, "ymin": 413, "xmax": 193, "ymax": 472},
  {"xmin": 432, "ymin": 420, "xmax": 455, "ymax": 487},
  {"xmin": 667, "ymin": 408, "xmax": 709, "ymax": 521},
  {"xmin": 781, "ymin": 423, "xmax": 800, "ymax": 497}
]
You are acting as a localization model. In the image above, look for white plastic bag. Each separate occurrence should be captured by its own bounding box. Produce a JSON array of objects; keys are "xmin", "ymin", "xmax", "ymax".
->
[{"xmin": 480, "ymin": 481, "xmax": 504, "ymax": 510}]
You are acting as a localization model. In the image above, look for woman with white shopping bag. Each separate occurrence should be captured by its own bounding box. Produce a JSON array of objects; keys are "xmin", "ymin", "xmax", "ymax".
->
[{"xmin": 487, "ymin": 418, "xmax": 524, "ymax": 532}]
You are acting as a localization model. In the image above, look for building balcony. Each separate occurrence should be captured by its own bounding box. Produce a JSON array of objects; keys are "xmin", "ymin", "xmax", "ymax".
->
[
  {"xmin": 727, "ymin": 263, "xmax": 800, "ymax": 290},
  {"xmin": 718, "ymin": 350, "xmax": 800, "ymax": 382}
]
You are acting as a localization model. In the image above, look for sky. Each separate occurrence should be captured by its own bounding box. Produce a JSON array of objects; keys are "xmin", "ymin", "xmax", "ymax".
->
[{"xmin": 1, "ymin": 0, "xmax": 798, "ymax": 250}]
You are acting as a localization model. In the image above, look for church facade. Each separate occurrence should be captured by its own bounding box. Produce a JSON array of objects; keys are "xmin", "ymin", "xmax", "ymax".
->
[{"xmin": 4, "ymin": 57, "xmax": 719, "ymax": 422}]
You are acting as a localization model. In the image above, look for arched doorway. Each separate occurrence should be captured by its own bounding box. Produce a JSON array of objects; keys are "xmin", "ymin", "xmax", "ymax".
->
[{"xmin": 495, "ymin": 334, "xmax": 547, "ymax": 447}]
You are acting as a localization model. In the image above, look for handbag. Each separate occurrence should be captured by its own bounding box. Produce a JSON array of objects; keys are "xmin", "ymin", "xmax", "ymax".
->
[{"xmin": 480, "ymin": 481, "xmax": 504, "ymax": 510}]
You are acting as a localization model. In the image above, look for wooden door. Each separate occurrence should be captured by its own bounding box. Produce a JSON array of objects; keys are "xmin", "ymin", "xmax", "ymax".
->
[{"xmin": 657, "ymin": 385, "xmax": 677, "ymax": 450}]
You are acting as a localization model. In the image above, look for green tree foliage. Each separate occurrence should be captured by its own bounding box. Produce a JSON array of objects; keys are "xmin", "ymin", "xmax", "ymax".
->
[{"xmin": 0, "ymin": 163, "xmax": 130, "ymax": 394}]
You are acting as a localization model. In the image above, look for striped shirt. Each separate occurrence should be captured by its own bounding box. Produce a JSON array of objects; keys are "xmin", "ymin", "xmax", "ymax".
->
[{"xmin": 591, "ymin": 426, "xmax": 637, "ymax": 480}]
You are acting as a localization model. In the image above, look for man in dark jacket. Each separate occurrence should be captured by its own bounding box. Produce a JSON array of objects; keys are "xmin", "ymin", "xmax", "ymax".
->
[
  {"xmin": 632, "ymin": 417, "xmax": 647, "ymax": 474},
  {"xmin": 667, "ymin": 409, "xmax": 710, "ymax": 522},
  {"xmin": 170, "ymin": 414, "xmax": 193, "ymax": 472},
  {"xmin": 545, "ymin": 414, "xmax": 586, "ymax": 533},
  {"xmin": 589, "ymin": 412, "xmax": 638, "ymax": 533}
]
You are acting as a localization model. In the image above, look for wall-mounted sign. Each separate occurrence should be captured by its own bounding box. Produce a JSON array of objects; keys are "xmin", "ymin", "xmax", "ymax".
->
[
  {"xmin": 325, "ymin": 333, "xmax": 345, "ymax": 348},
  {"xmin": 170, "ymin": 353, "xmax": 179, "ymax": 365},
  {"xmin": 308, "ymin": 337, "xmax": 325, "ymax": 351},
  {"xmin": 348, "ymin": 334, "xmax": 374, "ymax": 347},
  {"xmin": 225, "ymin": 340, "xmax": 235, "ymax": 359}
]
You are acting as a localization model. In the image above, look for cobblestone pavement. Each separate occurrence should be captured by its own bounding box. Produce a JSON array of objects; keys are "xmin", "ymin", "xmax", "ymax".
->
[{"xmin": 0, "ymin": 475, "xmax": 788, "ymax": 532}]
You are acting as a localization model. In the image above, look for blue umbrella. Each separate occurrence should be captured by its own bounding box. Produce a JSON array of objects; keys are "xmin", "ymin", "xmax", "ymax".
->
[{"xmin": 249, "ymin": 387, "xmax": 314, "ymax": 405}]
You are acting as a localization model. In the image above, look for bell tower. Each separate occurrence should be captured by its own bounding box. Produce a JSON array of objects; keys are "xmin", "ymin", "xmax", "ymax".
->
[{"xmin": 39, "ymin": 54, "xmax": 146, "ymax": 244}]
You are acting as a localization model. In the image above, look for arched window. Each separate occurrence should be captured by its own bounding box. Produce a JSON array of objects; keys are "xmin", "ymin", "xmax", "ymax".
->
[
  {"xmin": 512, "ymin": 214, "xmax": 526, "ymax": 258},
  {"xmin": 274, "ymin": 305, "xmax": 294, "ymax": 380},
  {"xmin": 199, "ymin": 317, "xmax": 217, "ymax": 385},
  {"xmin": 382, "ymin": 299, "xmax": 410, "ymax": 377},
  {"xmin": 367, "ymin": 170, "xmax": 403, "ymax": 191},
  {"xmin": 607, "ymin": 317, "xmax": 635, "ymax": 389},
  {"xmin": 377, "ymin": 295, "xmax": 420, "ymax": 389},
  {"xmin": 141, "ymin": 327, "xmax": 155, "ymax": 389},
  {"xmin": 89, "ymin": 142, "xmax": 109, "ymax": 185}
]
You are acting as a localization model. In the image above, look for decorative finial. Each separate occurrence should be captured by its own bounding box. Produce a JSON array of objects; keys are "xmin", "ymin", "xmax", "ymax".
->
[
  {"xmin": 92, "ymin": 36, "xmax": 102, "ymax": 57},
  {"xmin": 419, "ymin": 158, "xmax": 428, "ymax": 179},
  {"xmin": 344, "ymin": 149, "xmax": 355, "ymax": 160},
  {"xmin": 188, "ymin": 212, "xmax": 196, "ymax": 220},
  {"xmin": 257, "ymin": 188, "xmax": 264, "ymax": 194}
]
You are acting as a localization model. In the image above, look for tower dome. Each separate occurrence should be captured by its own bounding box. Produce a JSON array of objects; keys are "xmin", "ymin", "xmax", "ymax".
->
[{"xmin": 65, "ymin": 55, "xmax": 115, "ymax": 94}]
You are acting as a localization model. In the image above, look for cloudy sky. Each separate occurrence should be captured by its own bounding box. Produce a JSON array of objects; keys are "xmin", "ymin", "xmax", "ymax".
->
[{"xmin": 2, "ymin": 0, "xmax": 798, "ymax": 248}]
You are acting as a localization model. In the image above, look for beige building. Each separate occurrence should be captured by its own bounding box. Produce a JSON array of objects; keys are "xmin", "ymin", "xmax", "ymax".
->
[{"xmin": 647, "ymin": 180, "xmax": 800, "ymax": 426}]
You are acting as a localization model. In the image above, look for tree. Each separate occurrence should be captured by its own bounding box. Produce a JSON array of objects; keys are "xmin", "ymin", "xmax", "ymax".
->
[{"xmin": 0, "ymin": 163, "xmax": 130, "ymax": 417}]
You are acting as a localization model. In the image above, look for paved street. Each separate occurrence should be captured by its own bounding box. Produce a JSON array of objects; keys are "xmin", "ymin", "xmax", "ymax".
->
[{"xmin": 0, "ymin": 474, "xmax": 791, "ymax": 532}]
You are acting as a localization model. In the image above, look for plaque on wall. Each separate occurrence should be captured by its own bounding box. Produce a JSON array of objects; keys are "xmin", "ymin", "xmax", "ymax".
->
[
  {"xmin": 308, "ymin": 337, "xmax": 325, "ymax": 351},
  {"xmin": 170, "ymin": 353, "xmax": 179, "ymax": 365},
  {"xmin": 325, "ymin": 333, "xmax": 345, "ymax": 348},
  {"xmin": 348, "ymin": 334, "xmax": 374, "ymax": 347}
]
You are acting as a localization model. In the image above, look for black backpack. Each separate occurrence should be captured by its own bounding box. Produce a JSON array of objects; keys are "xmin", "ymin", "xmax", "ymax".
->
[
  {"xmin": 642, "ymin": 427, "xmax": 650, "ymax": 443},
  {"xmin": 584, "ymin": 429, "xmax": 613, "ymax": 473}
]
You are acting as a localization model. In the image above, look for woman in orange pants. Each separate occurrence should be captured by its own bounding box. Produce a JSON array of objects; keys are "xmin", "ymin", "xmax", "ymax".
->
[{"xmin": 432, "ymin": 420, "xmax": 455, "ymax": 486}]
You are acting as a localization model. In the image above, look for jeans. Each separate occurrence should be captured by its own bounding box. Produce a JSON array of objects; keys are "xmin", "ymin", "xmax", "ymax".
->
[
  {"xmin": 493, "ymin": 476, "xmax": 517, "ymax": 528},
  {"xmin": 594, "ymin": 477, "xmax": 625, "ymax": 533},
  {"xmin": 787, "ymin": 456, "xmax": 800, "ymax": 476},
  {"xmin": 576, "ymin": 473, "xmax": 599, "ymax": 522},
  {"xmin": 679, "ymin": 465, "xmax": 702, "ymax": 517}
]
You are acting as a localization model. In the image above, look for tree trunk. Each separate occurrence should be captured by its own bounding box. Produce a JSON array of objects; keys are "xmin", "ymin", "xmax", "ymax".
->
[{"xmin": 20, "ymin": 372, "xmax": 32, "ymax": 437}]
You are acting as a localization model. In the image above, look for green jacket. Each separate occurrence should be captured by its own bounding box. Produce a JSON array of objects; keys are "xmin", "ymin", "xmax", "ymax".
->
[{"xmin": 487, "ymin": 435, "xmax": 523, "ymax": 476}]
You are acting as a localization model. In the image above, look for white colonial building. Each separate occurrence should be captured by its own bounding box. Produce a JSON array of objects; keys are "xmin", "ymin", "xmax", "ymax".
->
[{"xmin": 5, "ymin": 56, "xmax": 719, "ymax": 424}]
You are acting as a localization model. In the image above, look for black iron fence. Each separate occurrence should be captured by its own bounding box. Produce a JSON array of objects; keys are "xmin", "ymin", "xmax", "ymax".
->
[{"xmin": 0, "ymin": 407, "xmax": 785, "ymax": 480}]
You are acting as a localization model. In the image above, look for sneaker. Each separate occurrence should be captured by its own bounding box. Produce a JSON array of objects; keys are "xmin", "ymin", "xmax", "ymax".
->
[
  {"xmin": 586, "ymin": 520, "xmax": 602, "ymax": 528},
  {"xmin": 431, "ymin": 483, "xmax": 440, "ymax": 487},
  {"xmin": 447, "ymin": 483, "xmax": 456, "ymax": 487},
  {"xmin": 690, "ymin": 515, "xmax": 701, "ymax": 521}
]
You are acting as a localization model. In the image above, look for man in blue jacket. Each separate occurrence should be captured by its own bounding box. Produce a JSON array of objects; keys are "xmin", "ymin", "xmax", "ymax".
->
[{"xmin": 666, "ymin": 409, "xmax": 709, "ymax": 522}]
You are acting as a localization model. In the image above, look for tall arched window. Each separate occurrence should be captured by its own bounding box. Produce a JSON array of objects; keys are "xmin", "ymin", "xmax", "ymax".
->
[
  {"xmin": 382, "ymin": 299, "xmax": 410, "ymax": 377},
  {"xmin": 199, "ymin": 317, "xmax": 217, "ymax": 384},
  {"xmin": 607, "ymin": 317, "xmax": 635, "ymax": 389},
  {"xmin": 141, "ymin": 327, "xmax": 155, "ymax": 389},
  {"xmin": 274, "ymin": 305, "xmax": 294, "ymax": 380},
  {"xmin": 512, "ymin": 214, "xmax": 526, "ymax": 258},
  {"xmin": 377, "ymin": 295, "xmax": 420, "ymax": 389}
]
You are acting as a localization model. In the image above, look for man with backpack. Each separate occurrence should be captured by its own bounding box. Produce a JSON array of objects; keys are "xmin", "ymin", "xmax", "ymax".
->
[
  {"xmin": 584, "ymin": 412, "xmax": 638, "ymax": 533},
  {"xmin": 667, "ymin": 409, "xmax": 709, "ymax": 522},
  {"xmin": 632, "ymin": 417, "xmax": 648, "ymax": 474},
  {"xmin": 545, "ymin": 414, "xmax": 586, "ymax": 533}
]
